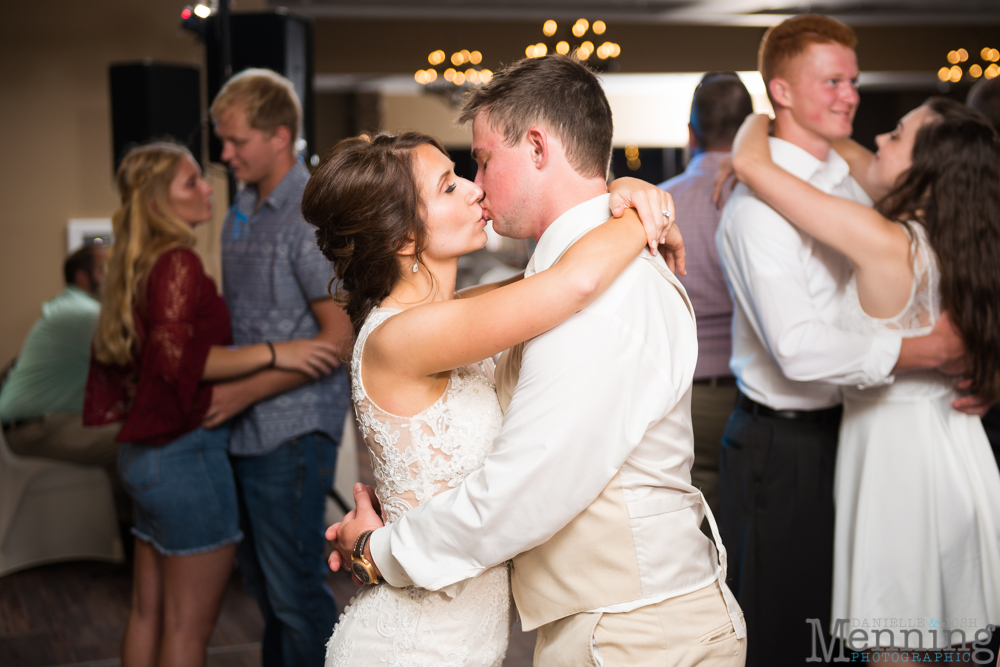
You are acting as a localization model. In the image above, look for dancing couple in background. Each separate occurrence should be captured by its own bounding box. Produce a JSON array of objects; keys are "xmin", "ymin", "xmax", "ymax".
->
[
  {"xmin": 716, "ymin": 13, "xmax": 1000, "ymax": 663},
  {"xmin": 730, "ymin": 96, "xmax": 1000, "ymax": 650},
  {"xmin": 84, "ymin": 142, "xmax": 340, "ymax": 667}
]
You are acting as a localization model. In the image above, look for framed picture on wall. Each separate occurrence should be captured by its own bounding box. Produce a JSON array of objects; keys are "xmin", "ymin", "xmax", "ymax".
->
[{"xmin": 67, "ymin": 219, "xmax": 113, "ymax": 253}]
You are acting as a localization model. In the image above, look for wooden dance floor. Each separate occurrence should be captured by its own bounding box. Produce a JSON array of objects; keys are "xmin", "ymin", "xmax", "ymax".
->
[
  {"xmin": 0, "ymin": 560, "xmax": 536, "ymax": 666},
  {"xmin": 0, "ymin": 433, "xmax": 536, "ymax": 667}
]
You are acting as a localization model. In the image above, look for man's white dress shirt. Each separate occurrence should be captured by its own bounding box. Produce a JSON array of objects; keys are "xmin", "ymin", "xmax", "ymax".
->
[
  {"xmin": 370, "ymin": 194, "xmax": 722, "ymax": 615},
  {"xmin": 715, "ymin": 138, "xmax": 901, "ymax": 411}
]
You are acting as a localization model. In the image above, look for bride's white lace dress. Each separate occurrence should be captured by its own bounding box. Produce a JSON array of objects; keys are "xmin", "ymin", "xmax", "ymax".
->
[
  {"xmin": 325, "ymin": 308, "xmax": 512, "ymax": 667},
  {"xmin": 832, "ymin": 222, "xmax": 1000, "ymax": 646}
]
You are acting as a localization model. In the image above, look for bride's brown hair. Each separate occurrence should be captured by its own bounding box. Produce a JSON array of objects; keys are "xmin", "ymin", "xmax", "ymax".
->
[
  {"xmin": 302, "ymin": 132, "xmax": 447, "ymax": 336},
  {"xmin": 876, "ymin": 97, "xmax": 1000, "ymax": 401}
]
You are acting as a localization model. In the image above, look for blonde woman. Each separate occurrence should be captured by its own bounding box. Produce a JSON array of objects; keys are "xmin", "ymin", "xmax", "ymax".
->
[{"xmin": 84, "ymin": 142, "xmax": 337, "ymax": 667}]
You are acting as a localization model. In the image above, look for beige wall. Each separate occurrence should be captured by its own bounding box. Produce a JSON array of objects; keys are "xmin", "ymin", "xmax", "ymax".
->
[
  {"xmin": 313, "ymin": 19, "xmax": 999, "ymax": 76},
  {"xmin": 0, "ymin": 2, "xmax": 993, "ymax": 362},
  {"xmin": 0, "ymin": 0, "xmax": 265, "ymax": 362},
  {"xmin": 382, "ymin": 94, "xmax": 472, "ymax": 145}
]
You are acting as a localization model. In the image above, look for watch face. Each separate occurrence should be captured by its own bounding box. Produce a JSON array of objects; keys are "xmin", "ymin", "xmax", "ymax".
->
[{"xmin": 351, "ymin": 561, "xmax": 372, "ymax": 585}]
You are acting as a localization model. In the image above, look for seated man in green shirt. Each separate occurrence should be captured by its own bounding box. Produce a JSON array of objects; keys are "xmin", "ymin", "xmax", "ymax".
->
[{"xmin": 1, "ymin": 245, "xmax": 120, "ymax": 468}]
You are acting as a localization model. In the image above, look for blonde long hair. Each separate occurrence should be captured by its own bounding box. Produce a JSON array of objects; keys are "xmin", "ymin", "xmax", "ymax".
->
[{"xmin": 93, "ymin": 142, "xmax": 197, "ymax": 366}]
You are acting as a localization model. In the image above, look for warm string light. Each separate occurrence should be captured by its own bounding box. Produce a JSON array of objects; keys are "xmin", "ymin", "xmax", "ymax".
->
[
  {"xmin": 625, "ymin": 145, "xmax": 641, "ymax": 171},
  {"xmin": 526, "ymin": 19, "xmax": 621, "ymax": 65},
  {"xmin": 413, "ymin": 69, "xmax": 438, "ymax": 84},
  {"xmin": 596, "ymin": 42, "xmax": 619, "ymax": 60},
  {"xmin": 938, "ymin": 47, "xmax": 998, "ymax": 82},
  {"xmin": 418, "ymin": 19, "xmax": 623, "ymax": 86},
  {"xmin": 526, "ymin": 43, "xmax": 548, "ymax": 58},
  {"xmin": 947, "ymin": 48, "xmax": 969, "ymax": 64},
  {"xmin": 417, "ymin": 49, "xmax": 490, "ymax": 88}
]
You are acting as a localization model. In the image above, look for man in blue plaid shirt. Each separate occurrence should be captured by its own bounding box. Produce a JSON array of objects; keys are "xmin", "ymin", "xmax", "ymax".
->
[{"xmin": 209, "ymin": 68, "xmax": 352, "ymax": 667}]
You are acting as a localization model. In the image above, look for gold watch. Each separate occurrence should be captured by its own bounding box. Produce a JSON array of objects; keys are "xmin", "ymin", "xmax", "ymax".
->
[{"xmin": 351, "ymin": 529, "xmax": 380, "ymax": 585}]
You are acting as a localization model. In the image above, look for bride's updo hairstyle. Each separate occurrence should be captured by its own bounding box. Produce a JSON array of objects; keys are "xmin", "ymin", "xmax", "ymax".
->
[
  {"xmin": 302, "ymin": 132, "xmax": 448, "ymax": 336},
  {"xmin": 876, "ymin": 97, "xmax": 1000, "ymax": 401}
]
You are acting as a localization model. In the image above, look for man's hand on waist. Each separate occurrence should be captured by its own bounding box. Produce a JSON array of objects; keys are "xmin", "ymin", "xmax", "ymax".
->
[
  {"xmin": 203, "ymin": 379, "xmax": 256, "ymax": 428},
  {"xmin": 895, "ymin": 311, "xmax": 969, "ymax": 376},
  {"xmin": 327, "ymin": 483, "xmax": 385, "ymax": 584}
]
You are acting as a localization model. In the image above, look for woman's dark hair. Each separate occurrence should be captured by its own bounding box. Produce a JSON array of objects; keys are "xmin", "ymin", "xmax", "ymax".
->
[
  {"xmin": 301, "ymin": 132, "xmax": 447, "ymax": 336},
  {"xmin": 877, "ymin": 97, "xmax": 1000, "ymax": 401}
]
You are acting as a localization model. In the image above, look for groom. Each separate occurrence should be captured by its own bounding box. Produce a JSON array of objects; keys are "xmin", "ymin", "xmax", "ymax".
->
[{"xmin": 330, "ymin": 54, "xmax": 746, "ymax": 665}]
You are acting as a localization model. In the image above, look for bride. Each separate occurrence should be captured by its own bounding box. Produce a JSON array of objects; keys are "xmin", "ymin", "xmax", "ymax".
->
[
  {"xmin": 300, "ymin": 131, "xmax": 678, "ymax": 665},
  {"xmin": 729, "ymin": 98, "xmax": 1000, "ymax": 649}
]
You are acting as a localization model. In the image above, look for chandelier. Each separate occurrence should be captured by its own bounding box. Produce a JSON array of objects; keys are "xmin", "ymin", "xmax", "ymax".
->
[
  {"xmin": 524, "ymin": 19, "xmax": 622, "ymax": 71},
  {"xmin": 937, "ymin": 47, "xmax": 999, "ymax": 83}
]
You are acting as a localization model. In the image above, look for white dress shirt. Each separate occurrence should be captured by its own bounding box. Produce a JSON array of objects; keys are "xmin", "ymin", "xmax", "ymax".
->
[
  {"xmin": 715, "ymin": 138, "xmax": 901, "ymax": 411},
  {"xmin": 370, "ymin": 194, "xmax": 720, "ymax": 609}
]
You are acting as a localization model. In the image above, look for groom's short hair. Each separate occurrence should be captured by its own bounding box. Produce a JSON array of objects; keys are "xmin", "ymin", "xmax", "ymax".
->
[{"xmin": 459, "ymin": 55, "xmax": 613, "ymax": 180}]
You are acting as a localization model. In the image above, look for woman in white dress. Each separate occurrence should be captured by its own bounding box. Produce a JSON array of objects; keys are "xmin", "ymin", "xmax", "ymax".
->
[
  {"xmin": 729, "ymin": 98, "xmax": 1000, "ymax": 650},
  {"xmin": 299, "ymin": 132, "xmax": 678, "ymax": 666}
]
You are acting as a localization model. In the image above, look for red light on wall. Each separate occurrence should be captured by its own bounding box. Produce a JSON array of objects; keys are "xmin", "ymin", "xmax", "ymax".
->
[{"xmin": 181, "ymin": 7, "xmax": 192, "ymax": 19}]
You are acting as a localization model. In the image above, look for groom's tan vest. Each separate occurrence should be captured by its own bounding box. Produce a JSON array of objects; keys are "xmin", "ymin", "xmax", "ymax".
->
[{"xmin": 494, "ymin": 255, "xmax": 696, "ymax": 632}]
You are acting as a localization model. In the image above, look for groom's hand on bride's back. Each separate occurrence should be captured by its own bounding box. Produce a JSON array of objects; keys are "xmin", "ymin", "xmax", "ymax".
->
[
  {"xmin": 923, "ymin": 312, "xmax": 993, "ymax": 415},
  {"xmin": 896, "ymin": 312, "xmax": 994, "ymax": 416},
  {"xmin": 326, "ymin": 483, "xmax": 385, "ymax": 578}
]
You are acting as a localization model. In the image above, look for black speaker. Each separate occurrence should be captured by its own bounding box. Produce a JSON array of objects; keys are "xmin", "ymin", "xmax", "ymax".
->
[
  {"xmin": 206, "ymin": 11, "xmax": 315, "ymax": 163},
  {"xmin": 108, "ymin": 62, "xmax": 201, "ymax": 173}
]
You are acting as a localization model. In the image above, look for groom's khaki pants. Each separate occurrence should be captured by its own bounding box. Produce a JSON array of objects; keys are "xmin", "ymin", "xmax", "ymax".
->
[{"xmin": 533, "ymin": 580, "xmax": 746, "ymax": 667}]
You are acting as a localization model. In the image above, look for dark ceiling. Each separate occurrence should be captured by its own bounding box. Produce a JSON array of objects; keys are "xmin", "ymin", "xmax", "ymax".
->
[{"xmin": 274, "ymin": 0, "xmax": 1000, "ymax": 26}]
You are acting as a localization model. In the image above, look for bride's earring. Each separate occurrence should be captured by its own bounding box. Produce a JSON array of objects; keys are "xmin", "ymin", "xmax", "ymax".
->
[{"xmin": 412, "ymin": 260, "xmax": 419, "ymax": 273}]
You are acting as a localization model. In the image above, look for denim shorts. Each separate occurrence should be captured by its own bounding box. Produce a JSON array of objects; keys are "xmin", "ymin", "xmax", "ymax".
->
[{"xmin": 119, "ymin": 425, "xmax": 243, "ymax": 556}]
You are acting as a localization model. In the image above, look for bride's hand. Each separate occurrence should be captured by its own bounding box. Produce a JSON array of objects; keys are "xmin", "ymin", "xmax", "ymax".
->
[{"xmin": 608, "ymin": 177, "xmax": 676, "ymax": 258}]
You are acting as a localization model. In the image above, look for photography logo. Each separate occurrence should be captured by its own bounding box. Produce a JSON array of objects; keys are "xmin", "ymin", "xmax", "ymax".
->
[{"xmin": 806, "ymin": 618, "xmax": 998, "ymax": 664}]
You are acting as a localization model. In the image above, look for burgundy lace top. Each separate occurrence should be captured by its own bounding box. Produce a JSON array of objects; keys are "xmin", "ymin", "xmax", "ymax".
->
[{"xmin": 84, "ymin": 248, "xmax": 232, "ymax": 445}]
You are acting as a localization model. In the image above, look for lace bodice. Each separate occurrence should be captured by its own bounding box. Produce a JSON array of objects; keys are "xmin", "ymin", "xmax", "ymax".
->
[
  {"xmin": 327, "ymin": 307, "xmax": 512, "ymax": 666},
  {"xmin": 351, "ymin": 308, "xmax": 504, "ymax": 524},
  {"xmin": 842, "ymin": 222, "xmax": 949, "ymax": 400},
  {"xmin": 842, "ymin": 222, "xmax": 939, "ymax": 338}
]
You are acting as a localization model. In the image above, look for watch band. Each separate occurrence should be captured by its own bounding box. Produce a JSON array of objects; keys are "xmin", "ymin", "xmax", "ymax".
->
[
  {"xmin": 350, "ymin": 529, "xmax": 380, "ymax": 585},
  {"xmin": 358, "ymin": 530, "xmax": 375, "ymax": 559},
  {"xmin": 353, "ymin": 529, "xmax": 373, "ymax": 559}
]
